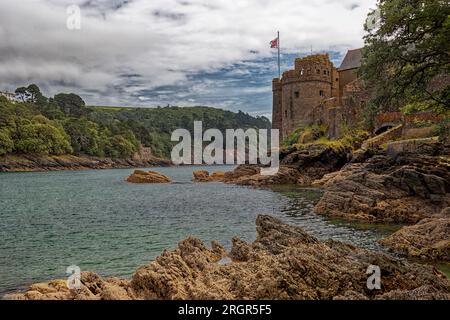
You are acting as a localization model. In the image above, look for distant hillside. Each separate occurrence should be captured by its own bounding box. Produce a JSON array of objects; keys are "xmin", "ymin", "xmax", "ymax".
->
[
  {"xmin": 0, "ymin": 85, "xmax": 271, "ymax": 159},
  {"xmin": 88, "ymin": 105, "xmax": 271, "ymax": 157}
]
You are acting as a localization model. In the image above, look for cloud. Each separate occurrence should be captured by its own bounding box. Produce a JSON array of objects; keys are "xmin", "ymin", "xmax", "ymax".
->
[{"xmin": 0, "ymin": 0, "xmax": 377, "ymax": 115}]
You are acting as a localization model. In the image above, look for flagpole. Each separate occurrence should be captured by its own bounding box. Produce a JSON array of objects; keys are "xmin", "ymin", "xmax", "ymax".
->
[{"xmin": 277, "ymin": 31, "xmax": 281, "ymax": 79}]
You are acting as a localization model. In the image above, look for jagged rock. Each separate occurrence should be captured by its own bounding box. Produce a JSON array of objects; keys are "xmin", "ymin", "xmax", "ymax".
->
[
  {"xmin": 192, "ymin": 170, "xmax": 225, "ymax": 182},
  {"xmin": 8, "ymin": 215, "xmax": 449, "ymax": 300},
  {"xmin": 4, "ymin": 272, "xmax": 134, "ymax": 300},
  {"xmin": 126, "ymin": 170, "xmax": 171, "ymax": 183},
  {"xmin": 314, "ymin": 155, "xmax": 450, "ymax": 223},
  {"xmin": 130, "ymin": 215, "xmax": 449, "ymax": 300},
  {"xmin": 222, "ymin": 144, "xmax": 351, "ymax": 187},
  {"xmin": 379, "ymin": 216, "xmax": 450, "ymax": 261},
  {"xmin": 192, "ymin": 170, "xmax": 210, "ymax": 182},
  {"xmin": 224, "ymin": 165, "xmax": 306, "ymax": 186}
]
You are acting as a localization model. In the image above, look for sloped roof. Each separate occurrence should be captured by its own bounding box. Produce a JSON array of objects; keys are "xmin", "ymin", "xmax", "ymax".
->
[{"xmin": 339, "ymin": 48, "xmax": 363, "ymax": 71}]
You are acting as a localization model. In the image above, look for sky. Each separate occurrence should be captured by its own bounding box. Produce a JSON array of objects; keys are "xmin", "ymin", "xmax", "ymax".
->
[{"xmin": 0, "ymin": 0, "xmax": 377, "ymax": 117}]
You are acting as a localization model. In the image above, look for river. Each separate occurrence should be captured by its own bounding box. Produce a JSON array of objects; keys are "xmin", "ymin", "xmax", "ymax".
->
[{"xmin": 0, "ymin": 165, "xmax": 429, "ymax": 295}]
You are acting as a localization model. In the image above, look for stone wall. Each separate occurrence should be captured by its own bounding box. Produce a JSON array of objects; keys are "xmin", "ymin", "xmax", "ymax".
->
[
  {"xmin": 272, "ymin": 78, "xmax": 282, "ymax": 138},
  {"xmin": 311, "ymin": 79, "xmax": 367, "ymax": 139},
  {"xmin": 338, "ymin": 68, "xmax": 358, "ymax": 98}
]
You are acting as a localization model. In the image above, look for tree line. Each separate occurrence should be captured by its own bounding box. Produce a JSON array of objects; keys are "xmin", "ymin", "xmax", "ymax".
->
[{"xmin": 0, "ymin": 85, "xmax": 271, "ymax": 159}]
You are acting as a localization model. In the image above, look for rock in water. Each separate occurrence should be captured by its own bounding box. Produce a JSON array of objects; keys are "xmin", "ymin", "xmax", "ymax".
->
[
  {"xmin": 380, "ymin": 216, "xmax": 450, "ymax": 261},
  {"xmin": 193, "ymin": 170, "xmax": 210, "ymax": 182},
  {"xmin": 7, "ymin": 215, "xmax": 449, "ymax": 300},
  {"xmin": 126, "ymin": 170, "xmax": 171, "ymax": 183},
  {"xmin": 192, "ymin": 170, "xmax": 225, "ymax": 182}
]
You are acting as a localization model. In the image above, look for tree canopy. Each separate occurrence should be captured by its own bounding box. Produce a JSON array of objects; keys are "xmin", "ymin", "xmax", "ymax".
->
[{"xmin": 360, "ymin": 0, "xmax": 450, "ymax": 114}]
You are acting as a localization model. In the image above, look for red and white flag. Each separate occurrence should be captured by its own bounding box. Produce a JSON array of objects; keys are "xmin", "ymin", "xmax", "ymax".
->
[{"xmin": 270, "ymin": 37, "xmax": 278, "ymax": 48}]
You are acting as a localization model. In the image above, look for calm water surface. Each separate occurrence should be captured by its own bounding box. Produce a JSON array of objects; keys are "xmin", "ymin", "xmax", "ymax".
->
[{"xmin": 0, "ymin": 166, "xmax": 429, "ymax": 295}]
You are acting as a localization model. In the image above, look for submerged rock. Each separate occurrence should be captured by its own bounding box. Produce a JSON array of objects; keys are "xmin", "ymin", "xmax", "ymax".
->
[
  {"xmin": 380, "ymin": 216, "xmax": 450, "ymax": 261},
  {"xmin": 126, "ymin": 170, "xmax": 171, "ymax": 183},
  {"xmin": 6, "ymin": 215, "xmax": 450, "ymax": 300},
  {"xmin": 314, "ymin": 155, "xmax": 450, "ymax": 223}
]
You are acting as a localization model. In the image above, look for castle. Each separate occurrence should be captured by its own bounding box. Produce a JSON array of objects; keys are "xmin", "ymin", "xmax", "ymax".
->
[{"xmin": 272, "ymin": 49, "xmax": 367, "ymax": 140}]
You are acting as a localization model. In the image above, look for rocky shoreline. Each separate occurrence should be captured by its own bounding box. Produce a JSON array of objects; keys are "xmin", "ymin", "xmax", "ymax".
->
[
  {"xmin": 196, "ymin": 139, "xmax": 449, "ymax": 263},
  {"xmin": 5, "ymin": 215, "xmax": 449, "ymax": 300},
  {"xmin": 0, "ymin": 154, "xmax": 172, "ymax": 172},
  {"xmin": 3, "ymin": 138, "xmax": 449, "ymax": 300}
]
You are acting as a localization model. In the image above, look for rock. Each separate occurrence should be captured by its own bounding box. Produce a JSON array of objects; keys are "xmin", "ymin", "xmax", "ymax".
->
[
  {"xmin": 192, "ymin": 170, "xmax": 226, "ymax": 182},
  {"xmin": 5, "ymin": 272, "xmax": 133, "ymax": 300},
  {"xmin": 314, "ymin": 155, "xmax": 450, "ymax": 223},
  {"xmin": 386, "ymin": 138, "xmax": 444, "ymax": 158},
  {"xmin": 126, "ymin": 170, "xmax": 171, "ymax": 183},
  {"xmin": 222, "ymin": 144, "xmax": 351, "ymax": 187},
  {"xmin": 128, "ymin": 215, "xmax": 450, "ymax": 300},
  {"xmin": 312, "ymin": 163, "xmax": 365, "ymax": 188},
  {"xmin": 210, "ymin": 172, "xmax": 226, "ymax": 181},
  {"xmin": 379, "ymin": 217, "xmax": 450, "ymax": 261},
  {"xmin": 193, "ymin": 170, "xmax": 210, "ymax": 182},
  {"xmin": 224, "ymin": 165, "xmax": 306, "ymax": 186},
  {"xmin": 8, "ymin": 215, "xmax": 449, "ymax": 300}
]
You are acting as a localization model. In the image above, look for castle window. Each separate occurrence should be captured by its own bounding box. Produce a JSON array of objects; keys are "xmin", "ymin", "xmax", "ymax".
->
[
  {"xmin": 336, "ymin": 78, "xmax": 339, "ymax": 82},
  {"xmin": 285, "ymin": 110, "xmax": 287, "ymax": 117},
  {"xmin": 300, "ymin": 69, "xmax": 304, "ymax": 75},
  {"xmin": 319, "ymin": 90, "xmax": 325, "ymax": 97},
  {"xmin": 294, "ymin": 91, "xmax": 299, "ymax": 98},
  {"xmin": 323, "ymin": 70, "xmax": 327, "ymax": 75},
  {"xmin": 316, "ymin": 69, "xmax": 320, "ymax": 74}
]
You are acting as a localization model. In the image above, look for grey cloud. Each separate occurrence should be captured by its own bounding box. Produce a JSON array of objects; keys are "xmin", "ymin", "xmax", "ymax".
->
[{"xmin": 0, "ymin": 0, "xmax": 376, "ymax": 113}]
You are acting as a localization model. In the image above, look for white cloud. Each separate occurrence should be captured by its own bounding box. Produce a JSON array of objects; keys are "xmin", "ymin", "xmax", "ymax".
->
[{"xmin": 0, "ymin": 0, "xmax": 377, "ymax": 109}]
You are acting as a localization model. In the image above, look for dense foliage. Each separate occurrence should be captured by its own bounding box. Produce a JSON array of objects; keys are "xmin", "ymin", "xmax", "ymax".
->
[
  {"xmin": 360, "ymin": 0, "xmax": 450, "ymax": 115},
  {"xmin": 0, "ymin": 84, "xmax": 271, "ymax": 158}
]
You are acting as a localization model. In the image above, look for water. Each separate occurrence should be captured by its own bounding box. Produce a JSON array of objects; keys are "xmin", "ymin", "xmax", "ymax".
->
[{"xmin": 0, "ymin": 166, "xmax": 400, "ymax": 295}]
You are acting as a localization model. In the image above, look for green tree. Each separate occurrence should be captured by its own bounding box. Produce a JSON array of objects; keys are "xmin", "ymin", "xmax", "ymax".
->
[
  {"xmin": 55, "ymin": 93, "xmax": 87, "ymax": 117},
  {"xmin": 360, "ymin": 0, "xmax": 450, "ymax": 114},
  {"xmin": 0, "ymin": 129, "xmax": 14, "ymax": 156},
  {"xmin": 15, "ymin": 121, "xmax": 72, "ymax": 155},
  {"xmin": 108, "ymin": 135, "xmax": 138, "ymax": 158},
  {"xmin": 62, "ymin": 118, "xmax": 102, "ymax": 156}
]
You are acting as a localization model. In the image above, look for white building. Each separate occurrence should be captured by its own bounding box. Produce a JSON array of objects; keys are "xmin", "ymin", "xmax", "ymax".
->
[{"xmin": 0, "ymin": 91, "xmax": 18, "ymax": 102}]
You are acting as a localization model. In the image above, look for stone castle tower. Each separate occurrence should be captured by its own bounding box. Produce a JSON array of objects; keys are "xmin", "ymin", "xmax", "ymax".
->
[{"xmin": 273, "ymin": 50, "xmax": 362, "ymax": 140}]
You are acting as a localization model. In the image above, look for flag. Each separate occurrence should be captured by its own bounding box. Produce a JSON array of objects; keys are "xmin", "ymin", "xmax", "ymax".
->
[{"xmin": 270, "ymin": 37, "xmax": 278, "ymax": 48}]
